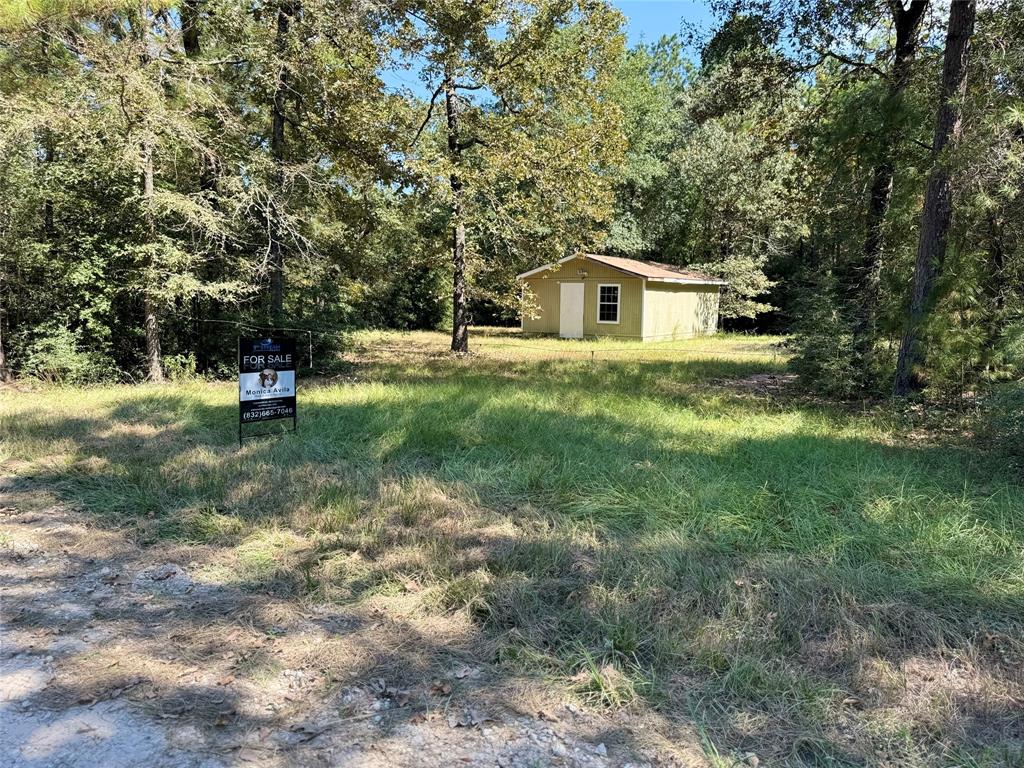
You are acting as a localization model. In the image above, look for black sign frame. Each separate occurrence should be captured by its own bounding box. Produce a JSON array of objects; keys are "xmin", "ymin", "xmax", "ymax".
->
[{"xmin": 238, "ymin": 336, "xmax": 297, "ymax": 446}]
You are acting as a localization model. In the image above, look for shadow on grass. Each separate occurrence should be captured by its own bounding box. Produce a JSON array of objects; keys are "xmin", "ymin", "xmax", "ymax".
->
[
  {"xmin": 0, "ymin": 527, "xmax": 504, "ymax": 764},
  {"xmin": 2, "ymin": 356, "xmax": 1023, "ymax": 765}
]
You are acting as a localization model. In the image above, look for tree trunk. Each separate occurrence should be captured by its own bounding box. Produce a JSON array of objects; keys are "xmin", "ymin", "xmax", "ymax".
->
[
  {"xmin": 141, "ymin": 136, "xmax": 164, "ymax": 382},
  {"xmin": 181, "ymin": 0, "xmax": 201, "ymax": 57},
  {"xmin": 39, "ymin": 33, "xmax": 56, "ymax": 239},
  {"xmin": 982, "ymin": 212, "xmax": 1007, "ymax": 366},
  {"xmin": 986, "ymin": 214, "xmax": 1006, "ymax": 317},
  {"xmin": 268, "ymin": 3, "xmax": 293, "ymax": 324},
  {"xmin": 181, "ymin": 0, "xmax": 215, "ymax": 197},
  {"xmin": 445, "ymin": 74, "xmax": 469, "ymax": 354},
  {"xmin": 0, "ymin": 292, "xmax": 10, "ymax": 383},
  {"xmin": 850, "ymin": 0, "xmax": 928, "ymax": 373},
  {"xmin": 893, "ymin": 0, "xmax": 976, "ymax": 396},
  {"xmin": 181, "ymin": 0, "xmax": 212, "ymax": 371},
  {"xmin": 41, "ymin": 134, "xmax": 55, "ymax": 237},
  {"xmin": 138, "ymin": 1, "xmax": 164, "ymax": 382}
]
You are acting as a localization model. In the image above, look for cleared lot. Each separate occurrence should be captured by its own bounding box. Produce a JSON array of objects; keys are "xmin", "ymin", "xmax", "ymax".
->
[{"xmin": 1, "ymin": 330, "xmax": 1021, "ymax": 766}]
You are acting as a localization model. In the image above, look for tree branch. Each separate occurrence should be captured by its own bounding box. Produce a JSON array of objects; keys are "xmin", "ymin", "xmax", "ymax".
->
[
  {"xmin": 161, "ymin": 56, "xmax": 248, "ymax": 67},
  {"xmin": 499, "ymin": 95, "xmax": 523, "ymax": 115},
  {"xmin": 411, "ymin": 85, "xmax": 444, "ymax": 147},
  {"xmin": 815, "ymin": 48, "xmax": 887, "ymax": 79}
]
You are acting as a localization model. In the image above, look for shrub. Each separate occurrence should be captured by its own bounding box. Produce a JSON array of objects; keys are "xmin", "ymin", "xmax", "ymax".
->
[
  {"xmin": 23, "ymin": 324, "xmax": 116, "ymax": 384},
  {"xmin": 790, "ymin": 277, "xmax": 859, "ymax": 398},
  {"xmin": 164, "ymin": 352, "xmax": 199, "ymax": 381},
  {"xmin": 995, "ymin": 321, "xmax": 1024, "ymax": 376},
  {"xmin": 984, "ymin": 381, "xmax": 1024, "ymax": 469}
]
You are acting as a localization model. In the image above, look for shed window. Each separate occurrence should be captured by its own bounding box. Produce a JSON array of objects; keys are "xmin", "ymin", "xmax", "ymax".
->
[{"xmin": 597, "ymin": 284, "xmax": 620, "ymax": 323}]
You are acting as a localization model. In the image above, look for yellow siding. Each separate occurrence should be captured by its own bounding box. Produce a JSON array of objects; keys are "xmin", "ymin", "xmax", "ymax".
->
[
  {"xmin": 523, "ymin": 253, "xmax": 645, "ymax": 337},
  {"xmin": 523, "ymin": 275, "xmax": 643, "ymax": 338},
  {"xmin": 583, "ymin": 278, "xmax": 642, "ymax": 337},
  {"xmin": 642, "ymin": 283, "xmax": 720, "ymax": 340},
  {"xmin": 521, "ymin": 279, "xmax": 560, "ymax": 334},
  {"xmin": 521, "ymin": 254, "xmax": 720, "ymax": 340}
]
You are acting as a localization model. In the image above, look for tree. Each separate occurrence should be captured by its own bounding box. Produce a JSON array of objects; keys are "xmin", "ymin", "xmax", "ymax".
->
[
  {"xmin": 849, "ymin": 0, "xmax": 928, "ymax": 375},
  {"xmin": 889, "ymin": 0, "xmax": 1024, "ymax": 399},
  {"xmin": 2, "ymin": 0, "xmax": 1020, "ymax": 399},
  {"xmin": 668, "ymin": 113, "xmax": 802, "ymax": 320},
  {"xmin": 707, "ymin": 0, "xmax": 946, "ymax": 380},
  {"xmin": 894, "ymin": 0, "xmax": 978, "ymax": 395},
  {"xmin": 615, "ymin": 12, "xmax": 806, "ymax": 323},
  {"xmin": 136, "ymin": 2, "xmax": 165, "ymax": 381},
  {"xmin": 268, "ymin": 1, "xmax": 298, "ymax": 324},
  {"xmin": 603, "ymin": 37, "xmax": 687, "ymax": 256},
  {"xmin": 232, "ymin": 0, "xmax": 401, "ymax": 326},
  {"xmin": 403, "ymin": 0, "xmax": 626, "ymax": 353}
]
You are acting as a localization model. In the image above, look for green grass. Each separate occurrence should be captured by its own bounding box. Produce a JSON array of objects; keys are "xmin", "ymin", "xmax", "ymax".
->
[{"xmin": 2, "ymin": 329, "xmax": 1022, "ymax": 766}]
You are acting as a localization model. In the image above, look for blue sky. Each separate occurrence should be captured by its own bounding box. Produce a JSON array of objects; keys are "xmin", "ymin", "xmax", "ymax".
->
[
  {"xmin": 384, "ymin": 1, "xmax": 717, "ymax": 97},
  {"xmin": 613, "ymin": 0, "xmax": 715, "ymax": 47}
]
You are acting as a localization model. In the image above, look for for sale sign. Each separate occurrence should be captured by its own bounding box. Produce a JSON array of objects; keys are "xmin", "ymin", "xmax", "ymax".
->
[{"xmin": 238, "ymin": 337, "xmax": 296, "ymax": 428}]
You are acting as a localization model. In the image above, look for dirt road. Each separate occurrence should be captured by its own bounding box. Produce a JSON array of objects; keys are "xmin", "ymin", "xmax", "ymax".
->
[{"xmin": 0, "ymin": 479, "xmax": 678, "ymax": 768}]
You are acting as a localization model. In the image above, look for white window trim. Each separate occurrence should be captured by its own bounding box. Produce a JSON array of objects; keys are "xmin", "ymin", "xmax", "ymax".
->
[{"xmin": 596, "ymin": 282, "xmax": 621, "ymax": 324}]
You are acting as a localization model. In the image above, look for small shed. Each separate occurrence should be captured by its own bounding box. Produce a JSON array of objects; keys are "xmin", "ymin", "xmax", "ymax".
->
[{"xmin": 517, "ymin": 253, "xmax": 727, "ymax": 341}]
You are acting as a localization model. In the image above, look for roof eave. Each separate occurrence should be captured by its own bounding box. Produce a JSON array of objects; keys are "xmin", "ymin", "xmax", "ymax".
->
[
  {"xmin": 517, "ymin": 253, "xmax": 641, "ymax": 280},
  {"xmin": 648, "ymin": 277, "xmax": 729, "ymax": 286},
  {"xmin": 515, "ymin": 253, "xmax": 579, "ymax": 280}
]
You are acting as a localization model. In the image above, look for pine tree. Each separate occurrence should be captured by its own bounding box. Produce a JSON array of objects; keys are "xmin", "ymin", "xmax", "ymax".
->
[{"xmin": 894, "ymin": 0, "xmax": 978, "ymax": 395}]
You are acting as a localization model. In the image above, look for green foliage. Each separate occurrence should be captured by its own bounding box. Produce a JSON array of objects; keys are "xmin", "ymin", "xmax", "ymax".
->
[
  {"xmin": 402, "ymin": 0, "xmax": 629, "ymax": 320},
  {"xmin": 984, "ymin": 381, "xmax": 1024, "ymax": 468},
  {"xmin": 789, "ymin": 275, "xmax": 859, "ymax": 398},
  {"xmin": 603, "ymin": 20, "xmax": 803, "ymax": 323},
  {"xmin": 164, "ymin": 352, "xmax": 199, "ymax": 382},
  {"xmin": 0, "ymin": 0, "xmax": 1021, "ymax": 408},
  {"xmin": 23, "ymin": 324, "xmax": 116, "ymax": 383},
  {"xmin": 996, "ymin": 322, "xmax": 1024, "ymax": 372},
  {"xmin": 698, "ymin": 0, "xmax": 1024, "ymax": 397},
  {"xmin": 603, "ymin": 39, "xmax": 685, "ymax": 255}
]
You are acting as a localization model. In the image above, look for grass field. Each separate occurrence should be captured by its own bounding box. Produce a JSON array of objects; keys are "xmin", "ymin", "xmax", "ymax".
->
[{"xmin": 2, "ymin": 329, "xmax": 1022, "ymax": 766}]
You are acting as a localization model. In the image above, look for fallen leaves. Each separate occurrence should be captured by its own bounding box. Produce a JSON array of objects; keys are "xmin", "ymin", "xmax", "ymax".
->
[
  {"xmin": 368, "ymin": 678, "xmax": 410, "ymax": 707},
  {"xmin": 158, "ymin": 701, "xmax": 193, "ymax": 718},
  {"xmin": 77, "ymin": 675, "xmax": 145, "ymax": 705},
  {"xmin": 100, "ymin": 571, "xmax": 129, "ymax": 586},
  {"xmin": 214, "ymin": 711, "xmax": 234, "ymax": 727},
  {"xmin": 288, "ymin": 721, "xmax": 334, "ymax": 741},
  {"xmin": 429, "ymin": 678, "xmax": 452, "ymax": 696}
]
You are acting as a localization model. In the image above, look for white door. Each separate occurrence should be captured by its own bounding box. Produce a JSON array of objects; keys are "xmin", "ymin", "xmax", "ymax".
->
[{"xmin": 559, "ymin": 282, "xmax": 585, "ymax": 339}]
